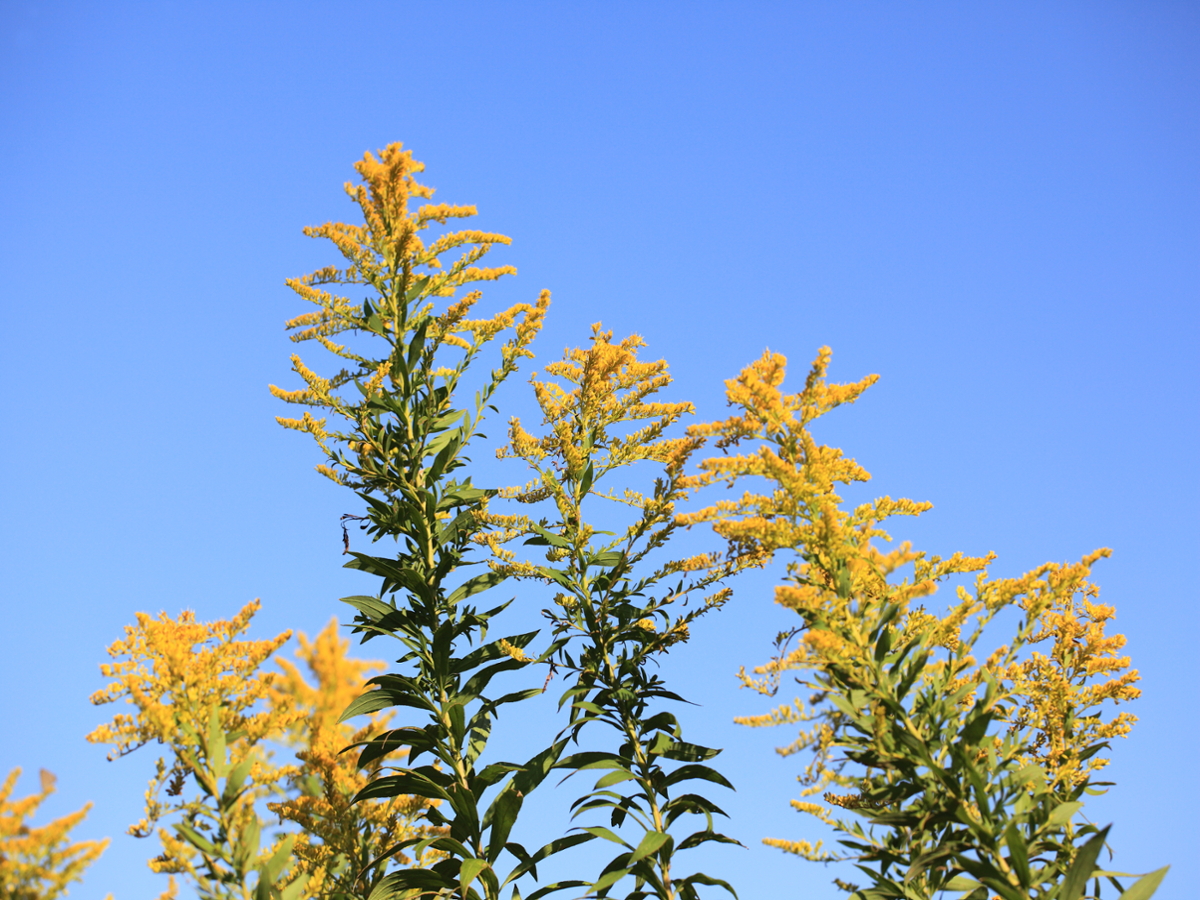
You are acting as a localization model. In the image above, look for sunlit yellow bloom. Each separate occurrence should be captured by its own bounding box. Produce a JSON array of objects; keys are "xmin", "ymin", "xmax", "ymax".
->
[
  {"xmin": 270, "ymin": 143, "xmax": 547, "ymax": 487},
  {"xmin": 88, "ymin": 604, "xmax": 434, "ymax": 897},
  {"xmin": 0, "ymin": 768, "xmax": 108, "ymax": 900}
]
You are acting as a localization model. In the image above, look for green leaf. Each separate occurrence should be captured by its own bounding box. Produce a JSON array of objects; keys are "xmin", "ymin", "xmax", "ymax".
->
[
  {"xmin": 463, "ymin": 710, "xmax": 492, "ymax": 768},
  {"xmin": 539, "ymin": 566, "xmax": 576, "ymax": 589},
  {"xmin": 558, "ymin": 752, "xmax": 630, "ymax": 771},
  {"xmin": 409, "ymin": 835, "xmax": 474, "ymax": 861},
  {"xmin": 595, "ymin": 769, "xmax": 638, "ymax": 789},
  {"xmin": 454, "ymin": 630, "xmax": 539, "ymax": 674},
  {"xmin": 663, "ymin": 793, "xmax": 729, "ymax": 822},
  {"xmin": 259, "ymin": 834, "xmax": 296, "ymax": 887},
  {"xmin": 461, "ymin": 658, "xmax": 528, "ymax": 700},
  {"xmin": 873, "ymin": 620, "xmax": 894, "ymax": 662},
  {"xmin": 174, "ymin": 820, "xmax": 219, "ymax": 857},
  {"xmin": 628, "ymin": 831, "xmax": 669, "ymax": 864},
  {"xmin": 658, "ymin": 741, "xmax": 721, "ymax": 762},
  {"xmin": 205, "ymin": 707, "xmax": 227, "ymax": 780},
  {"xmin": 339, "ymin": 685, "xmax": 433, "ymax": 721},
  {"xmin": 1117, "ymin": 866, "xmax": 1169, "ymax": 900},
  {"xmin": 525, "ymin": 524, "xmax": 571, "ymax": 549},
  {"xmin": 943, "ymin": 876, "xmax": 981, "ymax": 891},
  {"xmin": 592, "ymin": 867, "xmax": 630, "ymax": 893},
  {"xmin": 343, "ymin": 553, "xmax": 428, "ymax": 597},
  {"xmin": 485, "ymin": 785, "xmax": 523, "ymax": 862},
  {"xmin": 1003, "ymin": 822, "xmax": 1031, "ymax": 888},
  {"xmin": 905, "ymin": 845, "xmax": 958, "ymax": 884},
  {"xmin": 236, "ymin": 814, "xmax": 261, "ymax": 870},
  {"xmin": 221, "ymin": 757, "xmax": 254, "ymax": 807},
  {"xmin": 339, "ymin": 594, "xmax": 399, "ymax": 620},
  {"xmin": 355, "ymin": 725, "xmax": 439, "ymax": 768},
  {"xmin": 676, "ymin": 830, "xmax": 742, "ymax": 851},
  {"xmin": 367, "ymin": 868, "xmax": 453, "ymax": 900},
  {"xmin": 578, "ymin": 460, "xmax": 595, "ymax": 496},
  {"xmin": 662, "ymin": 764, "xmax": 735, "ymax": 791},
  {"xmin": 502, "ymin": 833, "xmax": 594, "ymax": 884},
  {"xmin": 588, "ymin": 551, "xmax": 623, "ymax": 569},
  {"xmin": 1012, "ymin": 763, "xmax": 1047, "ymax": 791},
  {"xmin": 960, "ymin": 711, "xmax": 994, "ymax": 746},
  {"xmin": 278, "ymin": 874, "xmax": 311, "ymax": 900},
  {"xmin": 511, "ymin": 739, "xmax": 571, "ymax": 795},
  {"xmin": 524, "ymin": 881, "xmax": 590, "ymax": 900},
  {"xmin": 1062, "ymin": 825, "xmax": 1110, "ymax": 900},
  {"xmin": 405, "ymin": 274, "xmax": 432, "ymax": 301},
  {"xmin": 580, "ymin": 826, "xmax": 631, "ymax": 848},
  {"xmin": 679, "ymin": 872, "xmax": 738, "ymax": 899},
  {"xmin": 1046, "ymin": 800, "xmax": 1084, "ymax": 828},
  {"xmin": 894, "ymin": 650, "xmax": 930, "ymax": 701},
  {"xmin": 353, "ymin": 770, "xmax": 454, "ymax": 805},
  {"xmin": 460, "ymin": 858, "xmax": 490, "ymax": 896},
  {"xmin": 447, "ymin": 571, "xmax": 508, "ymax": 606}
]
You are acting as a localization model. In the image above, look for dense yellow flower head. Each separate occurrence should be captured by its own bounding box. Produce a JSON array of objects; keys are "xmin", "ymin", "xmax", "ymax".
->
[
  {"xmin": 87, "ymin": 602, "xmax": 436, "ymax": 897},
  {"xmin": 87, "ymin": 600, "xmax": 295, "ymax": 761},
  {"xmin": 269, "ymin": 143, "xmax": 547, "ymax": 487},
  {"xmin": 490, "ymin": 324, "xmax": 701, "ymax": 537},
  {"xmin": 0, "ymin": 768, "xmax": 109, "ymax": 900}
]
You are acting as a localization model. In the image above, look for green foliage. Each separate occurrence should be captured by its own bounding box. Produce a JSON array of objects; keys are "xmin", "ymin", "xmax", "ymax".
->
[{"xmin": 174, "ymin": 711, "xmax": 309, "ymax": 900}]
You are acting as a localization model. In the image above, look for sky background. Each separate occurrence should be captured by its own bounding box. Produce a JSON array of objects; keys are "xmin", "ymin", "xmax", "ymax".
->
[{"xmin": 1, "ymin": 1, "xmax": 1196, "ymax": 898}]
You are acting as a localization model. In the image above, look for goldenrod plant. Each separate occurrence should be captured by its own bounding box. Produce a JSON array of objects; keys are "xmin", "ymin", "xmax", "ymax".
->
[
  {"xmin": 271, "ymin": 144, "xmax": 559, "ymax": 900},
  {"xmin": 87, "ymin": 602, "xmax": 427, "ymax": 899},
  {"xmin": 0, "ymin": 768, "xmax": 108, "ymax": 900},
  {"xmin": 680, "ymin": 348, "xmax": 1166, "ymax": 900},
  {"xmin": 480, "ymin": 327, "xmax": 764, "ymax": 900}
]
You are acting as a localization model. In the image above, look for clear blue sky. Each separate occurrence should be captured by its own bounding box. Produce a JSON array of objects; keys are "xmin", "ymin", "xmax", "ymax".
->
[{"xmin": 1, "ymin": 2, "xmax": 1196, "ymax": 898}]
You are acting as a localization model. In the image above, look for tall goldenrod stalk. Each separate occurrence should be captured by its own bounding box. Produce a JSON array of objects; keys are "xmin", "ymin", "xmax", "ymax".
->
[
  {"xmin": 681, "ymin": 347, "xmax": 1165, "ymax": 900},
  {"xmin": 483, "ymin": 326, "xmax": 763, "ymax": 900},
  {"xmin": 272, "ymin": 144, "xmax": 565, "ymax": 900}
]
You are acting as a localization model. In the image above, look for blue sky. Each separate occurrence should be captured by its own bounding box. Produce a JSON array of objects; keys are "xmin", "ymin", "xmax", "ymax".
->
[{"xmin": 1, "ymin": 2, "xmax": 1196, "ymax": 898}]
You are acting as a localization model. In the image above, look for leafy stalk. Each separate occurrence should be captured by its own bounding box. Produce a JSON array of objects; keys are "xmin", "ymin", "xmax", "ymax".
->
[
  {"xmin": 273, "ymin": 143, "xmax": 575, "ymax": 899},
  {"xmin": 484, "ymin": 327, "xmax": 763, "ymax": 899}
]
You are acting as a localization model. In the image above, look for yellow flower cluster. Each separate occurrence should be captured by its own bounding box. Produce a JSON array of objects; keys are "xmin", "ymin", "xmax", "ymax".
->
[
  {"xmin": 88, "ymin": 600, "xmax": 294, "ymax": 761},
  {"xmin": 485, "ymin": 324, "xmax": 706, "ymax": 562},
  {"xmin": 761, "ymin": 836, "xmax": 829, "ymax": 862},
  {"xmin": 0, "ymin": 768, "xmax": 109, "ymax": 900},
  {"xmin": 500, "ymin": 324, "xmax": 697, "ymax": 485},
  {"xmin": 87, "ymin": 601, "xmax": 299, "ymax": 890},
  {"xmin": 497, "ymin": 638, "xmax": 532, "ymax": 663},
  {"xmin": 996, "ymin": 551, "xmax": 1141, "ymax": 786},
  {"xmin": 269, "ymin": 143, "xmax": 547, "ymax": 486},
  {"xmin": 87, "ymin": 603, "xmax": 434, "ymax": 897}
]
